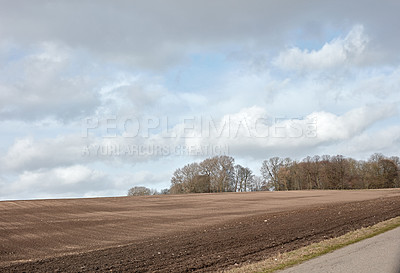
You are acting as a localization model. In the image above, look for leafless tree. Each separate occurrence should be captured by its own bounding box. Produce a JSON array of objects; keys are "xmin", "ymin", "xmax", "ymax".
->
[
  {"xmin": 127, "ymin": 186, "xmax": 152, "ymax": 196},
  {"xmin": 261, "ymin": 157, "xmax": 283, "ymax": 191},
  {"xmin": 234, "ymin": 165, "xmax": 254, "ymax": 192}
]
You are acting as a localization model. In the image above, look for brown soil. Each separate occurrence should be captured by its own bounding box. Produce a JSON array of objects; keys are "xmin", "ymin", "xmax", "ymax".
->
[{"xmin": 1, "ymin": 189, "xmax": 400, "ymax": 272}]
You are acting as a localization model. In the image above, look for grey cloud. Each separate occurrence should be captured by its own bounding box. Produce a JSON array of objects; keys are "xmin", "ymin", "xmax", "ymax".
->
[{"xmin": 1, "ymin": 1, "xmax": 399, "ymax": 69}]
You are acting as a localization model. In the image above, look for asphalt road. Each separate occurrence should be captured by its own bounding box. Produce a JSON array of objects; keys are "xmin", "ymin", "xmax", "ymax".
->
[{"xmin": 280, "ymin": 226, "xmax": 400, "ymax": 273}]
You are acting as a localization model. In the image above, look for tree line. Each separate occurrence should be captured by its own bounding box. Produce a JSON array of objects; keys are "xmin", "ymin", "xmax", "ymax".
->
[
  {"xmin": 261, "ymin": 154, "xmax": 399, "ymax": 191},
  {"xmin": 128, "ymin": 153, "xmax": 400, "ymax": 196},
  {"xmin": 168, "ymin": 153, "xmax": 400, "ymax": 194}
]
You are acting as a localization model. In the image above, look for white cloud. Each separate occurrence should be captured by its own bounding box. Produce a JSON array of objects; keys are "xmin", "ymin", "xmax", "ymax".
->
[
  {"xmin": 273, "ymin": 25, "xmax": 369, "ymax": 71},
  {"xmin": 0, "ymin": 165, "xmax": 110, "ymax": 200},
  {"xmin": 352, "ymin": 67, "xmax": 400, "ymax": 100},
  {"xmin": 338, "ymin": 125, "xmax": 400, "ymax": 157},
  {"xmin": 0, "ymin": 42, "xmax": 101, "ymax": 121},
  {"xmin": 0, "ymin": 165, "xmax": 173, "ymax": 200},
  {"xmin": 188, "ymin": 104, "xmax": 396, "ymax": 159},
  {"xmin": 0, "ymin": 130, "xmax": 186, "ymax": 173},
  {"xmin": 0, "ymin": 135, "xmax": 89, "ymax": 172},
  {"xmin": 315, "ymin": 104, "xmax": 396, "ymax": 141}
]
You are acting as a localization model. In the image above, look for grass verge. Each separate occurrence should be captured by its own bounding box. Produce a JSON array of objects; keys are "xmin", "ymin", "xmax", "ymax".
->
[{"xmin": 224, "ymin": 216, "xmax": 400, "ymax": 273}]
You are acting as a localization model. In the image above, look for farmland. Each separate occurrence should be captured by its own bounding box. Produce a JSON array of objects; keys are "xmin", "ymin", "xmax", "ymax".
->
[{"xmin": 1, "ymin": 189, "xmax": 400, "ymax": 272}]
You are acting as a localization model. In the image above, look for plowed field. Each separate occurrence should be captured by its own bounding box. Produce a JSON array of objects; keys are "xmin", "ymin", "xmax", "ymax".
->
[{"xmin": 1, "ymin": 189, "xmax": 400, "ymax": 272}]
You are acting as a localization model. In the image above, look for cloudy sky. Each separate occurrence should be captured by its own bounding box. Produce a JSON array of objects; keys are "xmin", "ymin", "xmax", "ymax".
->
[{"xmin": 1, "ymin": 0, "xmax": 400, "ymax": 200}]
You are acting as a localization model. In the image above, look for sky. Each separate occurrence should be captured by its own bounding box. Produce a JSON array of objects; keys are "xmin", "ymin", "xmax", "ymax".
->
[{"xmin": 1, "ymin": 0, "xmax": 400, "ymax": 200}]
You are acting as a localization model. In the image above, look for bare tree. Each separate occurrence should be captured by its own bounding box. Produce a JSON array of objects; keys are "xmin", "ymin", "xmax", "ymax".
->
[
  {"xmin": 160, "ymin": 188, "xmax": 170, "ymax": 194},
  {"xmin": 170, "ymin": 162, "xmax": 201, "ymax": 194},
  {"xmin": 200, "ymin": 155, "xmax": 235, "ymax": 192},
  {"xmin": 127, "ymin": 186, "xmax": 151, "ymax": 196},
  {"xmin": 261, "ymin": 157, "xmax": 283, "ymax": 191},
  {"xmin": 233, "ymin": 164, "xmax": 254, "ymax": 192},
  {"xmin": 249, "ymin": 176, "xmax": 265, "ymax": 191}
]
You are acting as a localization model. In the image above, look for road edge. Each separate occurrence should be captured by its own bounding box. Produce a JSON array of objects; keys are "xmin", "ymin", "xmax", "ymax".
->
[{"xmin": 224, "ymin": 216, "xmax": 400, "ymax": 273}]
